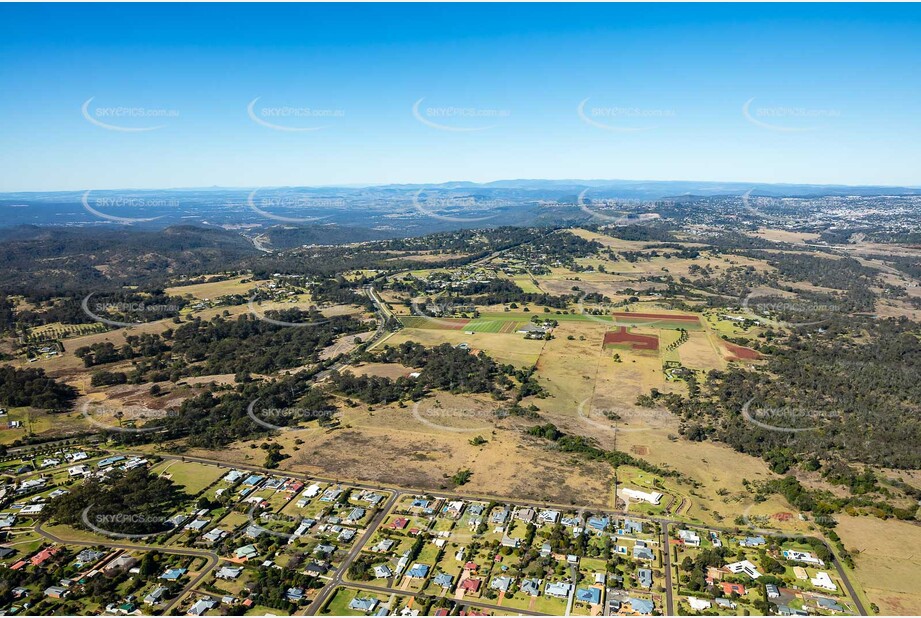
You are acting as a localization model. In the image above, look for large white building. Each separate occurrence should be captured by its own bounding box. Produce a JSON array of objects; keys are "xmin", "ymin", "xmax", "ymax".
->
[
  {"xmin": 726, "ymin": 560, "xmax": 763, "ymax": 579},
  {"xmin": 620, "ymin": 488, "xmax": 663, "ymax": 505},
  {"xmin": 811, "ymin": 571, "xmax": 837, "ymax": 591},
  {"xmin": 688, "ymin": 597, "xmax": 712, "ymax": 611}
]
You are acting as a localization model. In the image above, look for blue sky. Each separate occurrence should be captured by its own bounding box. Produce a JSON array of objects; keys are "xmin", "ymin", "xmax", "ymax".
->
[{"xmin": 1, "ymin": 3, "xmax": 919, "ymax": 191}]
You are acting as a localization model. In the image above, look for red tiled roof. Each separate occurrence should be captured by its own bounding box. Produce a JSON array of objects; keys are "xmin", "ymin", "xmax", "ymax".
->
[
  {"xmin": 30, "ymin": 546, "xmax": 59, "ymax": 566},
  {"xmin": 721, "ymin": 581, "xmax": 746, "ymax": 595}
]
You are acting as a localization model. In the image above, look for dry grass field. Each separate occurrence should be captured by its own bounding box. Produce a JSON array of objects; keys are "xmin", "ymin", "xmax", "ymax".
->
[
  {"xmin": 383, "ymin": 328, "xmax": 546, "ymax": 368},
  {"xmin": 834, "ymin": 515, "xmax": 921, "ymax": 615},
  {"xmin": 498, "ymin": 315, "xmax": 789, "ymax": 525},
  {"xmin": 751, "ymin": 228, "xmax": 822, "ymax": 244},
  {"xmin": 184, "ymin": 391, "xmax": 614, "ymax": 507},
  {"xmin": 15, "ymin": 303, "xmax": 256, "ymax": 379},
  {"xmin": 165, "ymin": 275, "xmax": 256, "ymax": 299},
  {"xmin": 677, "ymin": 330, "xmax": 728, "ymax": 370},
  {"xmin": 345, "ymin": 362, "xmax": 417, "ymax": 379}
]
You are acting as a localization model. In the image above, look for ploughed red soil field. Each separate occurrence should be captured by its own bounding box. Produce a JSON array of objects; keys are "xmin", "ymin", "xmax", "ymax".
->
[
  {"xmin": 724, "ymin": 342, "xmax": 761, "ymax": 360},
  {"xmin": 610, "ymin": 311, "xmax": 703, "ymax": 330},
  {"xmin": 603, "ymin": 327, "xmax": 659, "ymax": 351}
]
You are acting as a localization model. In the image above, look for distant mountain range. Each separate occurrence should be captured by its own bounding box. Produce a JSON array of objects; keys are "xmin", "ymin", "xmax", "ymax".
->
[{"xmin": 1, "ymin": 179, "xmax": 918, "ymax": 233}]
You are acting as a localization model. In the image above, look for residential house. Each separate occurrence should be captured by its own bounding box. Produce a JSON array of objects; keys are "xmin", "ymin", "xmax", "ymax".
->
[
  {"xmin": 637, "ymin": 569, "xmax": 653, "ymax": 588},
  {"xmin": 160, "ymin": 568, "xmax": 186, "ymax": 581},
  {"xmin": 520, "ymin": 579, "xmax": 541, "ymax": 596},
  {"xmin": 537, "ymin": 510, "xmax": 560, "ymax": 525},
  {"xmin": 633, "ymin": 544, "xmax": 654, "ymax": 561},
  {"xmin": 460, "ymin": 578, "xmax": 481, "ymax": 593},
  {"xmin": 576, "ymin": 587, "xmax": 602, "ymax": 605},
  {"xmin": 817, "ymin": 598, "xmax": 845, "ymax": 613},
  {"xmin": 490, "ymin": 507, "xmax": 509, "ymax": 524},
  {"xmin": 501, "ymin": 536, "xmax": 519, "ymax": 548},
  {"xmin": 187, "ymin": 597, "xmax": 216, "ymax": 616},
  {"xmin": 202, "ymin": 528, "xmax": 227, "ymax": 543},
  {"xmin": 721, "ymin": 582, "xmax": 746, "ymax": 596},
  {"xmin": 738, "ymin": 535, "xmax": 766, "ymax": 548},
  {"xmin": 620, "ymin": 519, "xmax": 643, "ymax": 535},
  {"xmin": 69, "ymin": 465, "xmax": 91, "ymax": 478},
  {"xmin": 104, "ymin": 555, "xmax": 138, "ymax": 573},
  {"xmin": 782, "ymin": 550, "xmax": 824, "ymax": 566},
  {"xmin": 44, "ymin": 586, "xmax": 69, "ymax": 599},
  {"xmin": 30, "ymin": 546, "xmax": 60, "ymax": 567},
  {"xmin": 75, "ymin": 549, "xmax": 105, "ymax": 567},
  {"xmin": 621, "ymin": 488, "xmax": 663, "ymax": 505},
  {"xmin": 223, "ymin": 470, "xmax": 244, "ymax": 483},
  {"xmin": 811, "ymin": 572, "xmax": 837, "ymax": 591},
  {"xmin": 321, "ymin": 488, "xmax": 344, "ymax": 502},
  {"xmin": 587, "ymin": 516, "xmax": 610, "ymax": 532},
  {"xmin": 143, "ymin": 586, "xmax": 168, "ymax": 606},
  {"xmin": 726, "ymin": 560, "xmax": 763, "ymax": 579},
  {"xmin": 443, "ymin": 501, "xmax": 465, "ymax": 519},
  {"xmin": 348, "ymin": 598, "xmax": 379, "ymax": 613},
  {"xmin": 545, "ymin": 582, "xmax": 573, "ymax": 598},
  {"xmin": 234, "ymin": 545, "xmax": 258, "ymax": 560},
  {"xmin": 687, "ymin": 597, "xmax": 712, "ymax": 611},
  {"xmin": 216, "ymin": 566, "xmax": 243, "ymax": 580},
  {"xmin": 371, "ymin": 539, "xmax": 395, "ymax": 553},
  {"xmin": 313, "ymin": 543, "xmax": 335, "ymax": 557},
  {"xmin": 678, "ymin": 529, "xmax": 701, "ymax": 547},
  {"xmin": 515, "ymin": 508, "xmax": 535, "ymax": 523},
  {"xmin": 344, "ymin": 507, "xmax": 366, "ymax": 523},
  {"xmin": 285, "ymin": 588, "xmax": 304, "ymax": 602},
  {"xmin": 305, "ymin": 562, "xmax": 329, "ymax": 576}
]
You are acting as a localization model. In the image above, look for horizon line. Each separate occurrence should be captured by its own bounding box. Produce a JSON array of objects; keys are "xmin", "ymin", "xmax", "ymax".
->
[{"xmin": 2, "ymin": 177, "xmax": 920, "ymax": 195}]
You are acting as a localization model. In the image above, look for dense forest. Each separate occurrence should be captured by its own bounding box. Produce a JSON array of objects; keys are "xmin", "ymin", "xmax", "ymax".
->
[
  {"xmin": 0, "ymin": 365, "xmax": 77, "ymax": 410},
  {"xmin": 659, "ymin": 314, "xmax": 921, "ymax": 475},
  {"xmin": 42, "ymin": 468, "xmax": 188, "ymax": 536},
  {"xmin": 332, "ymin": 341, "xmax": 517, "ymax": 404},
  {"xmin": 115, "ymin": 371, "xmax": 332, "ymax": 449},
  {"xmin": 170, "ymin": 310, "xmax": 367, "ymax": 375}
]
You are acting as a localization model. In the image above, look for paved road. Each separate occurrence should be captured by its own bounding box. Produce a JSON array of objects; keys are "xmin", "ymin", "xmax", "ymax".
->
[
  {"xmin": 35, "ymin": 522, "xmax": 219, "ymax": 614},
  {"xmin": 305, "ymin": 491, "xmax": 400, "ymax": 614},
  {"xmin": 661, "ymin": 522, "xmax": 675, "ymax": 615},
  {"xmin": 831, "ymin": 553, "xmax": 868, "ymax": 616},
  {"xmin": 343, "ymin": 581, "xmax": 547, "ymax": 617},
  {"xmin": 5, "ymin": 436, "xmax": 102, "ymax": 457},
  {"xmin": 135, "ymin": 452, "xmax": 867, "ymax": 617}
]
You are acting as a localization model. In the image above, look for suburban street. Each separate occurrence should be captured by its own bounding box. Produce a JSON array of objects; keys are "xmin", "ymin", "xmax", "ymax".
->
[
  {"xmin": 661, "ymin": 522, "xmax": 675, "ymax": 616},
  {"xmin": 105, "ymin": 450, "xmax": 868, "ymax": 616},
  {"xmin": 35, "ymin": 522, "xmax": 220, "ymax": 615}
]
